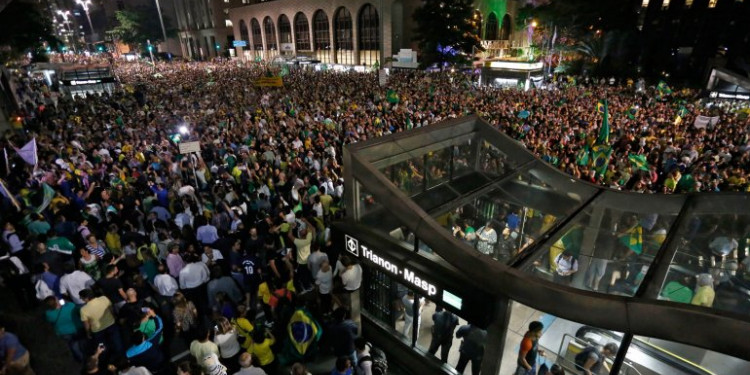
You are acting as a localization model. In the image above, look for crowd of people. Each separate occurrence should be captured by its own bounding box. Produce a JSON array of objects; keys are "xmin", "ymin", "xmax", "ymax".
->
[{"xmin": 0, "ymin": 55, "xmax": 749, "ymax": 375}]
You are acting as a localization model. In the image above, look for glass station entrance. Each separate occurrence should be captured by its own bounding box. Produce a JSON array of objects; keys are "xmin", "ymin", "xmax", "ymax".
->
[{"xmin": 337, "ymin": 115, "xmax": 750, "ymax": 375}]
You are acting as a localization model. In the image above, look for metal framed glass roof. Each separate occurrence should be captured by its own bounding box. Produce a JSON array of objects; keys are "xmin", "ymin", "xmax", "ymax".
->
[{"xmin": 344, "ymin": 115, "xmax": 750, "ymax": 359}]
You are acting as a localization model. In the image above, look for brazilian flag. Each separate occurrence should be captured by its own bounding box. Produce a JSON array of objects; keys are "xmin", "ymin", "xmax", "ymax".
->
[
  {"xmin": 596, "ymin": 99, "xmax": 610, "ymax": 145},
  {"xmin": 386, "ymin": 89, "xmax": 400, "ymax": 104},
  {"xmin": 279, "ymin": 308, "xmax": 322, "ymax": 364},
  {"xmin": 549, "ymin": 224, "xmax": 584, "ymax": 271},
  {"xmin": 657, "ymin": 80, "xmax": 672, "ymax": 96},
  {"xmin": 619, "ymin": 224, "xmax": 643, "ymax": 255},
  {"xmin": 628, "ymin": 154, "xmax": 649, "ymax": 171},
  {"xmin": 591, "ymin": 145, "xmax": 612, "ymax": 176},
  {"xmin": 626, "ymin": 106, "xmax": 638, "ymax": 120},
  {"xmin": 596, "ymin": 100, "xmax": 606, "ymax": 114},
  {"xmin": 678, "ymin": 105, "xmax": 689, "ymax": 117},
  {"xmin": 575, "ymin": 145, "xmax": 590, "ymax": 166}
]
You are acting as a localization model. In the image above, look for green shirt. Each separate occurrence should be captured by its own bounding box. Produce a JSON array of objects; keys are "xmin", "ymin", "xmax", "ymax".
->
[
  {"xmin": 45, "ymin": 303, "xmax": 81, "ymax": 336},
  {"xmin": 46, "ymin": 236, "xmax": 76, "ymax": 255},
  {"xmin": 28, "ymin": 220, "xmax": 51, "ymax": 235}
]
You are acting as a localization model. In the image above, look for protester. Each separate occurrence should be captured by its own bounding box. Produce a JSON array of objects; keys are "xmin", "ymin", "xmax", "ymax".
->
[{"xmin": 5, "ymin": 56, "xmax": 750, "ymax": 375}]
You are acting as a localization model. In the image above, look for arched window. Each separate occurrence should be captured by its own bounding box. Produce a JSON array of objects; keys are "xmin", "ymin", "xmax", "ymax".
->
[
  {"xmin": 294, "ymin": 12, "xmax": 310, "ymax": 51},
  {"xmin": 264, "ymin": 16, "xmax": 277, "ymax": 51},
  {"xmin": 485, "ymin": 12, "xmax": 499, "ymax": 40},
  {"xmin": 313, "ymin": 10, "xmax": 331, "ymax": 63},
  {"xmin": 500, "ymin": 14, "xmax": 512, "ymax": 40},
  {"xmin": 358, "ymin": 4, "xmax": 379, "ymax": 66},
  {"xmin": 278, "ymin": 14, "xmax": 292, "ymax": 45},
  {"xmin": 251, "ymin": 18, "xmax": 263, "ymax": 50},
  {"xmin": 239, "ymin": 20, "xmax": 249, "ymax": 44},
  {"xmin": 334, "ymin": 7, "xmax": 353, "ymax": 64}
]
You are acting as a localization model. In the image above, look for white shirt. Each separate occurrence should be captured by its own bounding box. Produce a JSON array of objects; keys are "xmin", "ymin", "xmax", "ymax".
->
[
  {"xmin": 357, "ymin": 347, "xmax": 373, "ymax": 375},
  {"xmin": 315, "ymin": 269, "xmax": 333, "ymax": 294},
  {"xmin": 214, "ymin": 330, "xmax": 241, "ymax": 358},
  {"xmin": 555, "ymin": 255, "xmax": 579, "ymax": 275},
  {"xmin": 154, "ymin": 274, "xmax": 179, "ymax": 297},
  {"xmin": 59, "ymin": 270, "xmax": 95, "ymax": 304},
  {"xmin": 341, "ymin": 264, "xmax": 362, "ymax": 291},
  {"xmin": 202, "ymin": 249, "xmax": 224, "ymax": 264},
  {"xmin": 179, "ymin": 262, "xmax": 210, "ymax": 289}
]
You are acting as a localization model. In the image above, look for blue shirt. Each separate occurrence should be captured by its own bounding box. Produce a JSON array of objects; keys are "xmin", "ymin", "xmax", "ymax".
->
[
  {"xmin": 0, "ymin": 332, "xmax": 27, "ymax": 361},
  {"xmin": 196, "ymin": 225, "xmax": 219, "ymax": 245}
]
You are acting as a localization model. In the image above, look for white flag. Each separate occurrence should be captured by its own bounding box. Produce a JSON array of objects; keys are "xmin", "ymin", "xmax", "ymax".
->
[{"xmin": 16, "ymin": 138, "xmax": 38, "ymax": 165}]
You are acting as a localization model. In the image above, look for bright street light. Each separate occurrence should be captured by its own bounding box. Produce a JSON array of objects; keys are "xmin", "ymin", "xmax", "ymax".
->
[{"xmin": 76, "ymin": 0, "xmax": 95, "ymax": 42}]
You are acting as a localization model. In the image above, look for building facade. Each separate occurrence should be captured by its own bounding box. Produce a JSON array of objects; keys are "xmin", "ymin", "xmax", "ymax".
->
[
  {"xmin": 638, "ymin": 0, "xmax": 750, "ymax": 81},
  {"xmin": 173, "ymin": 0, "xmax": 245, "ymax": 59},
  {"xmin": 226, "ymin": 0, "xmax": 524, "ymax": 65}
]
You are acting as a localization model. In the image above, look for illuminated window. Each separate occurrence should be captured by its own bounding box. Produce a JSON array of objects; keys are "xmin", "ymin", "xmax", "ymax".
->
[
  {"xmin": 685, "ymin": 0, "xmax": 693, "ymax": 7},
  {"xmin": 225, "ymin": 19, "xmax": 232, "ymax": 27},
  {"xmin": 708, "ymin": 0, "xmax": 718, "ymax": 7},
  {"xmin": 641, "ymin": 0, "xmax": 650, "ymax": 7},
  {"xmin": 662, "ymin": 0, "xmax": 670, "ymax": 8}
]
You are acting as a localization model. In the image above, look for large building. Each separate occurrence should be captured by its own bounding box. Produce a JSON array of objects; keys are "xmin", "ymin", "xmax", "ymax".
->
[
  {"xmin": 221, "ymin": 0, "xmax": 526, "ymax": 65},
  {"xmin": 173, "ymin": 0, "xmax": 245, "ymax": 59},
  {"xmin": 638, "ymin": 0, "xmax": 750, "ymax": 82}
]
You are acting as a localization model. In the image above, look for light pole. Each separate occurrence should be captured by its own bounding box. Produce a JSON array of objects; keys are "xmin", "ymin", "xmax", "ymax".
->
[
  {"xmin": 153, "ymin": 0, "xmax": 169, "ymax": 53},
  {"xmin": 76, "ymin": 0, "xmax": 95, "ymax": 43},
  {"xmin": 56, "ymin": 10, "xmax": 76, "ymax": 51}
]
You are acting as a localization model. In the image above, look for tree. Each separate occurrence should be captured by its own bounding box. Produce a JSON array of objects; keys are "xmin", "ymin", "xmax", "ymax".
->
[
  {"xmin": 107, "ymin": 5, "xmax": 173, "ymax": 52},
  {"xmin": 413, "ymin": 0, "xmax": 483, "ymax": 69},
  {"xmin": 0, "ymin": 0, "xmax": 58, "ymax": 61}
]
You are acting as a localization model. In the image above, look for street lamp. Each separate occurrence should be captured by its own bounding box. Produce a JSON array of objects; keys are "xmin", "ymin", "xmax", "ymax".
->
[
  {"xmin": 153, "ymin": 0, "xmax": 169, "ymax": 53},
  {"xmin": 76, "ymin": 0, "xmax": 95, "ymax": 42}
]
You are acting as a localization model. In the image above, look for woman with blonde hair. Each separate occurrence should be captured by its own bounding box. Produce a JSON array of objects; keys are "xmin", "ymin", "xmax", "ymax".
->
[
  {"xmin": 214, "ymin": 316, "xmax": 242, "ymax": 373},
  {"xmin": 173, "ymin": 291, "xmax": 199, "ymax": 345}
]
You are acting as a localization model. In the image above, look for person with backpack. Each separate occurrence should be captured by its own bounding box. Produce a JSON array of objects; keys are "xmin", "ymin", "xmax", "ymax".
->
[
  {"xmin": 354, "ymin": 337, "xmax": 388, "ymax": 375},
  {"xmin": 428, "ymin": 306, "xmax": 458, "ymax": 363},
  {"xmin": 554, "ymin": 251, "xmax": 578, "ymax": 285},
  {"xmin": 574, "ymin": 342, "xmax": 618, "ymax": 375}
]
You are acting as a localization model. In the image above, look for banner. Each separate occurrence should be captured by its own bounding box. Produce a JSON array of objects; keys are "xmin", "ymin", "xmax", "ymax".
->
[
  {"xmin": 255, "ymin": 76, "xmax": 283, "ymax": 87},
  {"xmin": 16, "ymin": 138, "xmax": 38, "ymax": 165},
  {"xmin": 693, "ymin": 115, "xmax": 719, "ymax": 129}
]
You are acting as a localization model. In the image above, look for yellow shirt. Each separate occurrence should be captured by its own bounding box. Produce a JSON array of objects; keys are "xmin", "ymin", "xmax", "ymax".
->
[
  {"xmin": 258, "ymin": 282, "xmax": 271, "ymax": 304},
  {"xmin": 233, "ymin": 318, "xmax": 254, "ymax": 349},
  {"xmin": 105, "ymin": 232, "xmax": 122, "ymax": 256},
  {"xmin": 250, "ymin": 337, "xmax": 275, "ymax": 365},
  {"xmin": 80, "ymin": 296, "xmax": 115, "ymax": 333}
]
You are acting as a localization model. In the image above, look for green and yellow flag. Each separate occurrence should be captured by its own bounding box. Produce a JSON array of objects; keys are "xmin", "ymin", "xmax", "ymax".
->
[
  {"xmin": 619, "ymin": 225, "xmax": 643, "ymax": 255},
  {"xmin": 596, "ymin": 99, "xmax": 610, "ymax": 145},
  {"xmin": 576, "ymin": 145, "xmax": 590, "ymax": 166},
  {"xmin": 628, "ymin": 154, "xmax": 649, "ymax": 171},
  {"xmin": 596, "ymin": 100, "xmax": 606, "ymax": 114},
  {"xmin": 626, "ymin": 106, "xmax": 638, "ymax": 120},
  {"xmin": 591, "ymin": 144, "xmax": 612, "ymax": 176},
  {"xmin": 386, "ymin": 89, "xmax": 400, "ymax": 104}
]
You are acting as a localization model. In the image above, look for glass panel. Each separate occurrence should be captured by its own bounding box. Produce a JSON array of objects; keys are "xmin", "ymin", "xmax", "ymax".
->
[
  {"xmin": 479, "ymin": 140, "xmax": 511, "ymax": 178},
  {"xmin": 426, "ymin": 147, "xmax": 451, "ymax": 189},
  {"xmin": 356, "ymin": 179, "xmax": 415, "ymax": 251},
  {"xmin": 658, "ymin": 196, "xmax": 750, "ymax": 315},
  {"xmin": 500, "ymin": 301, "xmax": 624, "ymax": 375},
  {"xmin": 384, "ymin": 153, "xmax": 426, "ymax": 197},
  {"xmin": 625, "ymin": 335, "xmax": 750, "ymax": 375},
  {"xmin": 435, "ymin": 166, "xmax": 597, "ymax": 263},
  {"xmin": 452, "ymin": 138, "xmax": 477, "ymax": 180},
  {"xmin": 524, "ymin": 192, "xmax": 684, "ymax": 296},
  {"xmin": 416, "ymin": 299, "xmax": 470, "ymax": 372}
]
